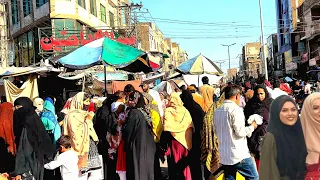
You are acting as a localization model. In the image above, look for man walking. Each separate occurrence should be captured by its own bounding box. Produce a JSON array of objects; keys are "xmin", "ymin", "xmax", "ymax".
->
[
  {"xmin": 199, "ymin": 76, "xmax": 215, "ymax": 112},
  {"xmin": 214, "ymin": 85, "xmax": 258, "ymax": 180}
]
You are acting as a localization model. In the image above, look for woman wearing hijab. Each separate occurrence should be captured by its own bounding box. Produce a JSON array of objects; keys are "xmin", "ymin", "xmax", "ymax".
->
[
  {"xmin": 162, "ymin": 92, "xmax": 194, "ymax": 180},
  {"xmin": 259, "ymin": 95, "xmax": 307, "ymax": 180},
  {"xmin": 244, "ymin": 85, "xmax": 273, "ymax": 169},
  {"xmin": 41, "ymin": 97, "xmax": 61, "ymax": 144},
  {"xmin": 300, "ymin": 93, "xmax": 320, "ymax": 176},
  {"xmin": 63, "ymin": 92, "xmax": 101, "ymax": 179},
  {"xmin": 180, "ymin": 90, "xmax": 204, "ymax": 180},
  {"xmin": 11, "ymin": 97, "xmax": 56, "ymax": 180},
  {"xmin": 123, "ymin": 91, "xmax": 156, "ymax": 180},
  {"xmin": 0, "ymin": 102, "xmax": 16, "ymax": 173},
  {"xmin": 94, "ymin": 94, "xmax": 119, "ymax": 180}
]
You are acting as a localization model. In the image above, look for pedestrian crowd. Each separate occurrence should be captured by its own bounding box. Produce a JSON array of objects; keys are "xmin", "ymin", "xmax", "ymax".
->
[{"xmin": 0, "ymin": 76, "xmax": 319, "ymax": 180}]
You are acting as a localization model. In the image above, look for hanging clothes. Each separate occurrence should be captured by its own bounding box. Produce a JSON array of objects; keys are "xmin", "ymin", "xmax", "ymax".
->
[{"xmin": 4, "ymin": 75, "xmax": 39, "ymax": 103}]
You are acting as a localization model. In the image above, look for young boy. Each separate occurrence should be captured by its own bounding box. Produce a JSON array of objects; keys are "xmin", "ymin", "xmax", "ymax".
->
[{"xmin": 44, "ymin": 135, "xmax": 79, "ymax": 180}]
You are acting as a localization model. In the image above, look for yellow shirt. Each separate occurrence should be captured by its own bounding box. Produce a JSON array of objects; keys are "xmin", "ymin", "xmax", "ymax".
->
[{"xmin": 199, "ymin": 84, "xmax": 215, "ymax": 112}]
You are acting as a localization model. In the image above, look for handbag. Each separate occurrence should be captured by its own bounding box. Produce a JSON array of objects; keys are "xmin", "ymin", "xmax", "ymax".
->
[{"xmin": 305, "ymin": 155, "xmax": 320, "ymax": 180}]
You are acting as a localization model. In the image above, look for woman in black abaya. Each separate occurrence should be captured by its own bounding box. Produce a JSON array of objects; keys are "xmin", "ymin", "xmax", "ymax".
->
[
  {"xmin": 180, "ymin": 90, "xmax": 205, "ymax": 180},
  {"xmin": 123, "ymin": 91, "xmax": 156, "ymax": 180},
  {"xmin": 11, "ymin": 97, "xmax": 55, "ymax": 180},
  {"xmin": 94, "ymin": 94, "xmax": 119, "ymax": 180}
]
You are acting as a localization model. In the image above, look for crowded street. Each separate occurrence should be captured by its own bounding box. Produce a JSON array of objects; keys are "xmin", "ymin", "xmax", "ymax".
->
[{"xmin": 1, "ymin": 0, "xmax": 320, "ymax": 180}]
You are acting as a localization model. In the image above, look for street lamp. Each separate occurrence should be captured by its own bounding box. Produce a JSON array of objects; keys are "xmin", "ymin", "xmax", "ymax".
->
[
  {"xmin": 259, "ymin": 0, "xmax": 268, "ymax": 80},
  {"xmin": 222, "ymin": 43, "xmax": 236, "ymax": 70},
  {"xmin": 214, "ymin": 60, "xmax": 225, "ymax": 70}
]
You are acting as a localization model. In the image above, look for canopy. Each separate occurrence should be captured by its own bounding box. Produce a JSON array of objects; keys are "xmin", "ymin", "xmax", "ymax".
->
[
  {"xmin": 101, "ymin": 38, "xmax": 151, "ymax": 73},
  {"xmin": 177, "ymin": 54, "xmax": 223, "ymax": 75},
  {"xmin": 153, "ymin": 80, "xmax": 180, "ymax": 95},
  {"xmin": 57, "ymin": 37, "xmax": 152, "ymax": 73},
  {"xmin": 0, "ymin": 65, "xmax": 60, "ymax": 77}
]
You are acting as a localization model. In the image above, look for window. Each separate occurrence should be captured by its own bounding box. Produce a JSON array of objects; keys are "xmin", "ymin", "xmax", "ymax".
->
[
  {"xmin": 109, "ymin": 11, "xmax": 114, "ymax": 27},
  {"xmin": 90, "ymin": 0, "xmax": 97, "ymax": 16},
  {"xmin": 23, "ymin": 0, "xmax": 32, "ymax": 16},
  {"xmin": 100, "ymin": 4, "xmax": 106, "ymax": 23},
  {"xmin": 121, "ymin": 3, "xmax": 128, "ymax": 25},
  {"xmin": 78, "ymin": 0, "xmax": 86, "ymax": 9},
  {"xmin": 36, "ymin": 0, "xmax": 49, "ymax": 8},
  {"xmin": 11, "ymin": 0, "xmax": 19, "ymax": 24}
]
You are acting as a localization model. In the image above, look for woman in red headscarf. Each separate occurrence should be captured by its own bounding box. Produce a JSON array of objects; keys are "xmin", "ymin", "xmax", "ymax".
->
[{"xmin": 0, "ymin": 102, "xmax": 16, "ymax": 173}]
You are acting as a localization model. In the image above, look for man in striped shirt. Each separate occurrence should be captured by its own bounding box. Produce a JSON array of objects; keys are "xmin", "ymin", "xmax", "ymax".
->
[{"xmin": 214, "ymin": 85, "xmax": 258, "ymax": 180}]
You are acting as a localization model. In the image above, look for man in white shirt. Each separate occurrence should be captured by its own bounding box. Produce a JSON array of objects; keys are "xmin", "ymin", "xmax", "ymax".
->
[
  {"xmin": 141, "ymin": 83, "xmax": 164, "ymax": 118},
  {"xmin": 270, "ymin": 79, "xmax": 288, "ymax": 99},
  {"xmin": 44, "ymin": 135, "xmax": 79, "ymax": 180},
  {"xmin": 214, "ymin": 85, "xmax": 258, "ymax": 180}
]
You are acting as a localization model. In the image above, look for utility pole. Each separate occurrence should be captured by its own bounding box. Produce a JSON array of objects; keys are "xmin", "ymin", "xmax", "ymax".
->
[
  {"xmin": 222, "ymin": 43, "xmax": 236, "ymax": 70},
  {"xmin": 259, "ymin": 0, "xmax": 268, "ymax": 80},
  {"xmin": 118, "ymin": 2, "xmax": 142, "ymax": 48}
]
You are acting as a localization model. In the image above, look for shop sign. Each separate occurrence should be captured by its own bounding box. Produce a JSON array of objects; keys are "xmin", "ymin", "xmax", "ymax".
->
[
  {"xmin": 298, "ymin": 42, "xmax": 305, "ymax": 52},
  {"xmin": 40, "ymin": 30, "xmax": 136, "ymax": 51},
  {"xmin": 309, "ymin": 58, "xmax": 316, "ymax": 66},
  {"xmin": 284, "ymin": 49, "xmax": 292, "ymax": 63},
  {"xmin": 95, "ymin": 73, "xmax": 128, "ymax": 81}
]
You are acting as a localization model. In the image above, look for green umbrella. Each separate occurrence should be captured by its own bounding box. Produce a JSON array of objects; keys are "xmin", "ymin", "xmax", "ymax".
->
[{"xmin": 102, "ymin": 38, "xmax": 151, "ymax": 73}]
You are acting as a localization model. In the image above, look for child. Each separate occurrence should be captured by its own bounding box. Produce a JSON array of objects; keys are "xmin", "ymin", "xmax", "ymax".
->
[
  {"xmin": 44, "ymin": 135, "xmax": 79, "ymax": 180},
  {"xmin": 107, "ymin": 101, "xmax": 127, "ymax": 180}
]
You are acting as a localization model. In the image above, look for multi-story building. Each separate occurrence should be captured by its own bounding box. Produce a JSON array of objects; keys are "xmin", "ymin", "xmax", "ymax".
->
[
  {"xmin": 137, "ymin": 22, "xmax": 165, "ymax": 53},
  {"xmin": 275, "ymin": 0, "xmax": 305, "ymax": 76},
  {"xmin": 171, "ymin": 42, "xmax": 187, "ymax": 66},
  {"xmin": 8, "ymin": 0, "xmax": 131, "ymax": 67},
  {"xmin": 300, "ymin": 0, "xmax": 320, "ymax": 80},
  {"xmin": 242, "ymin": 42, "xmax": 262, "ymax": 78},
  {"xmin": 267, "ymin": 34, "xmax": 280, "ymax": 77}
]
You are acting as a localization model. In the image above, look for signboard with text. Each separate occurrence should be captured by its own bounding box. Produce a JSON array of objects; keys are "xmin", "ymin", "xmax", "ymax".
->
[{"xmin": 38, "ymin": 27, "xmax": 136, "ymax": 57}]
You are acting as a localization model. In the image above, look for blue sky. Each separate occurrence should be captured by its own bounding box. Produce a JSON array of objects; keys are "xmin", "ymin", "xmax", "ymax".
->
[{"xmin": 133, "ymin": 0, "xmax": 277, "ymax": 73}]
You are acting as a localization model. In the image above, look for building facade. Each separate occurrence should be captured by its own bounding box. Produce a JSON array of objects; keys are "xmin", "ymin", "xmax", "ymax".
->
[
  {"xmin": 8, "ymin": 0, "xmax": 130, "ymax": 67},
  {"xmin": 242, "ymin": 42, "xmax": 262, "ymax": 79},
  {"xmin": 137, "ymin": 22, "xmax": 165, "ymax": 53},
  {"xmin": 227, "ymin": 68, "xmax": 238, "ymax": 80},
  {"xmin": 266, "ymin": 34, "xmax": 281, "ymax": 77},
  {"xmin": 0, "ymin": 0, "xmax": 10, "ymax": 68},
  {"xmin": 275, "ymin": 0, "xmax": 305, "ymax": 76}
]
